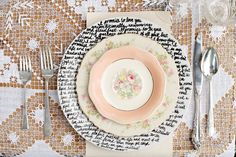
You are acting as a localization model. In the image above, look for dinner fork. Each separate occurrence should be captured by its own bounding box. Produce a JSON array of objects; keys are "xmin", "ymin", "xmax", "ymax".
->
[
  {"xmin": 40, "ymin": 46, "xmax": 54, "ymax": 137},
  {"xmin": 19, "ymin": 55, "xmax": 32, "ymax": 130}
]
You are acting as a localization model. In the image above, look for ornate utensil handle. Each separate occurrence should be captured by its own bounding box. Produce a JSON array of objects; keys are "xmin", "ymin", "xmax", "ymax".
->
[
  {"xmin": 207, "ymin": 78, "xmax": 215, "ymax": 137},
  {"xmin": 192, "ymin": 92, "xmax": 201, "ymax": 149},
  {"xmin": 43, "ymin": 80, "xmax": 52, "ymax": 137},
  {"xmin": 22, "ymin": 84, "xmax": 29, "ymax": 130}
]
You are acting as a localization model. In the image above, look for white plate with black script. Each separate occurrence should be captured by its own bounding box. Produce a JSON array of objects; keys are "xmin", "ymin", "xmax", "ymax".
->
[{"xmin": 57, "ymin": 17, "xmax": 192, "ymax": 151}]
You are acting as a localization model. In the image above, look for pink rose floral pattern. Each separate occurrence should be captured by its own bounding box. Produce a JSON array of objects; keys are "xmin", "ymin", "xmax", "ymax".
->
[{"xmin": 112, "ymin": 69, "xmax": 142, "ymax": 99}]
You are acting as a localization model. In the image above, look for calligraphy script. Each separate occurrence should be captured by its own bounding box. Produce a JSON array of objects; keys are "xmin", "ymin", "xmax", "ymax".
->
[{"xmin": 58, "ymin": 17, "xmax": 192, "ymax": 151}]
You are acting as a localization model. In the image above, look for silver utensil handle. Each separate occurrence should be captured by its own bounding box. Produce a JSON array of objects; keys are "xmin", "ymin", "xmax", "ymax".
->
[
  {"xmin": 208, "ymin": 79, "xmax": 215, "ymax": 137},
  {"xmin": 22, "ymin": 85, "xmax": 29, "ymax": 130},
  {"xmin": 43, "ymin": 80, "xmax": 52, "ymax": 137},
  {"xmin": 192, "ymin": 93, "xmax": 201, "ymax": 149}
]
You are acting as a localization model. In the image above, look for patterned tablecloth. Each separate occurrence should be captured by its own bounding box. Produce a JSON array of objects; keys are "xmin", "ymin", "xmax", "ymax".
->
[{"xmin": 0, "ymin": 0, "xmax": 235, "ymax": 157}]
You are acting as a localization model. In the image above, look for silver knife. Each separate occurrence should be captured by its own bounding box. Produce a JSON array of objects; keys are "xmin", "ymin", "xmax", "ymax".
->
[{"xmin": 192, "ymin": 33, "xmax": 203, "ymax": 150}]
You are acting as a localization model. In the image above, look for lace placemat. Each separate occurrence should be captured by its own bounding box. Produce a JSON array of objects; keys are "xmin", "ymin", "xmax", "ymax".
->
[{"xmin": 0, "ymin": 0, "xmax": 235, "ymax": 156}]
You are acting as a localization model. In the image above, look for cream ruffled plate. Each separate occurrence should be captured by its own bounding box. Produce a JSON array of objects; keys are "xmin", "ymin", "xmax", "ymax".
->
[{"xmin": 76, "ymin": 34, "xmax": 179, "ymax": 136}]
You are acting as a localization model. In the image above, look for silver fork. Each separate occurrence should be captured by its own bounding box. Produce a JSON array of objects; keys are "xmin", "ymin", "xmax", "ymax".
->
[
  {"xmin": 19, "ymin": 55, "xmax": 32, "ymax": 130},
  {"xmin": 40, "ymin": 46, "xmax": 54, "ymax": 137}
]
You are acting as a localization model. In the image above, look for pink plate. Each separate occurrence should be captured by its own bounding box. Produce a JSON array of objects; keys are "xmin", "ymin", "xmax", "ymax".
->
[{"xmin": 88, "ymin": 46, "xmax": 166, "ymax": 124}]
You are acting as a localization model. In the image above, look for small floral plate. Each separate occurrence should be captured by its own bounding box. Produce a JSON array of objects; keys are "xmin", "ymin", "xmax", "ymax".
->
[
  {"xmin": 100, "ymin": 58, "xmax": 153, "ymax": 111},
  {"xmin": 77, "ymin": 34, "xmax": 179, "ymax": 136}
]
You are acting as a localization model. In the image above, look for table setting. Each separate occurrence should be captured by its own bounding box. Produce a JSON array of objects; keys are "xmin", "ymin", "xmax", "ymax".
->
[{"xmin": 0, "ymin": 0, "xmax": 235, "ymax": 157}]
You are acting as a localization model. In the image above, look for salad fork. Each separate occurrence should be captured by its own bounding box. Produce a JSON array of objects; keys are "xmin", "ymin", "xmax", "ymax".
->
[
  {"xmin": 19, "ymin": 55, "xmax": 32, "ymax": 130},
  {"xmin": 40, "ymin": 46, "xmax": 54, "ymax": 137}
]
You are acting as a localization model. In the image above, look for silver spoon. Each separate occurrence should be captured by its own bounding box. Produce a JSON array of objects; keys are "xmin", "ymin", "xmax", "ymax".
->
[{"xmin": 201, "ymin": 47, "xmax": 219, "ymax": 137}]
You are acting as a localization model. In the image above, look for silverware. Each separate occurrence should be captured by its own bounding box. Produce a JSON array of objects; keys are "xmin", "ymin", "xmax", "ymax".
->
[
  {"xmin": 19, "ymin": 55, "xmax": 32, "ymax": 130},
  {"xmin": 200, "ymin": 47, "xmax": 219, "ymax": 137},
  {"xmin": 40, "ymin": 46, "xmax": 54, "ymax": 137},
  {"xmin": 192, "ymin": 33, "xmax": 203, "ymax": 150}
]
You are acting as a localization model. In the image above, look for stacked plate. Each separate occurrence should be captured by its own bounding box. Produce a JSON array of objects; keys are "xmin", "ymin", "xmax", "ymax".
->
[{"xmin": 58, "ymin": 17, "xmax": 192, "ymax": 151}]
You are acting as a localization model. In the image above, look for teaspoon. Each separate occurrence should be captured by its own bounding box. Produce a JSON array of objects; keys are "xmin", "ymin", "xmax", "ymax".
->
[{"xmin": 200, "ymin": 47, "xmax": 219, "ymax": 137}]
